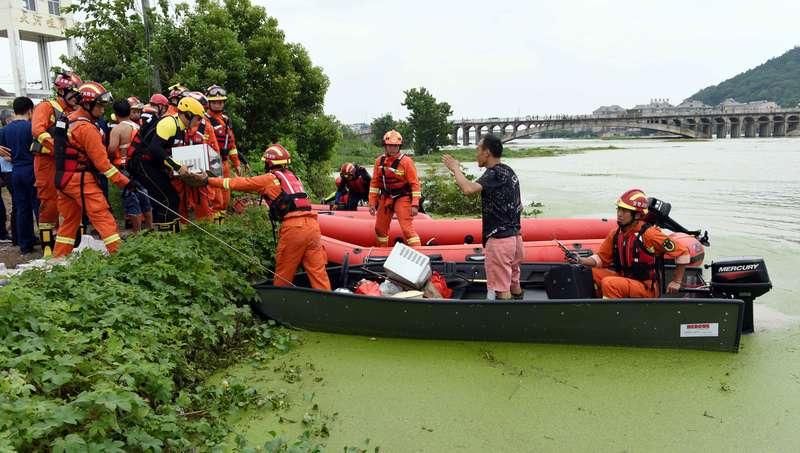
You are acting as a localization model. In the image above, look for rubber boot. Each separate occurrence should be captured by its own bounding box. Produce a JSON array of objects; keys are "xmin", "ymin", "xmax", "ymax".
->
[{"xmin": 39, "ymin": 228, "xmax": 55, "ymax": 258}]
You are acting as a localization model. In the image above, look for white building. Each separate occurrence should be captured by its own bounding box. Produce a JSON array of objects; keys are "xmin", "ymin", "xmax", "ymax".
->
[{"xmin": 0, "ymin": 0, "xmax": 74, "ymax": 104}]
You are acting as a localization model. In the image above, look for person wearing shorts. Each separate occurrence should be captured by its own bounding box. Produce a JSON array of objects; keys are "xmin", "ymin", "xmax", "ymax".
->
[
  {"xmin": 442, "ymin": 134, "xmax": 523, "ymax": 300},
  {"xmin": 123, "ymin": 188, "xmax": 152, "ymax": 232}
]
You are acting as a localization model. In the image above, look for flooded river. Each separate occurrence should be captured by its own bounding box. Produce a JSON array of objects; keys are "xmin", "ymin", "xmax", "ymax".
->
[{"xmin": 230, "ymin": 138, "xmax": 800, "ymax": 451}]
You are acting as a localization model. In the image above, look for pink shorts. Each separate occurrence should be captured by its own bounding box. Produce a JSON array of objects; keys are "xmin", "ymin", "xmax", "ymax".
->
[{"xmin": 485, "ymin": 235, "xmax": 523, "ymax": 292}]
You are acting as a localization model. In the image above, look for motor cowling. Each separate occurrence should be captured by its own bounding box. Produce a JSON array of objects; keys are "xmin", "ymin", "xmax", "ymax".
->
[{"xmin": 710, "ymin": 257, "xmax": 772, "ymax": 301}]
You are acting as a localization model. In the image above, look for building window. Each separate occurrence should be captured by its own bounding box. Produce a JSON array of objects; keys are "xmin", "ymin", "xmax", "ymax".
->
[
  {"xmin": 48, "ymin": 0, "xmax": 60, "ymax": 15},
  {"xmin": 22, "ymin": 0, "xmax": 36, "ymax": 11}
]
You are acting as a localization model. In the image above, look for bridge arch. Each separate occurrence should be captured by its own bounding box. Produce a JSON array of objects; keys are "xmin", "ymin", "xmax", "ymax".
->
[{"xmin": 501, "ymin": 120, "xmax": 697, "ymax": 142}]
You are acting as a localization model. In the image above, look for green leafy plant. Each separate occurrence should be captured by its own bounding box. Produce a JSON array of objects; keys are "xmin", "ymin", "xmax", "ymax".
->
[{"xmin": 0, "ymin": 209, "xmax": 299, "ymax": 450}]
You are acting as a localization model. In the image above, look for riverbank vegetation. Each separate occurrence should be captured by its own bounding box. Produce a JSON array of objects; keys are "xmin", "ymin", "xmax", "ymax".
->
[{"xmin": 0, "ymin": 211, "xmax": 308, "ymax": 450}]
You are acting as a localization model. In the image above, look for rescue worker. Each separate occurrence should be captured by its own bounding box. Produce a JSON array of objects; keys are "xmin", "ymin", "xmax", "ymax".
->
[
  {"xmin": 108, "ymin": 99, "xmax": 152, "ymax": 233},
  {"xmin": 205, "ymin": 84, "xmax": 243, "ymax": 210},
  {"xmin": 180, "ymin": 144, "xmax": 331, "ymax": 290},
  {"xmin": 368, "ymin": 130, "xmax": 421, "ymax": 247},
  {"xmin": 128, "ymin": 97, "xmax": 198, "ymax": 231},
  {"xmin": 165, "ymin": 84, "xmax": 188, "ymax": 116},
  {"xmin": 178, "ymin": 91, "xmax": 219, "ymax": 221},
  {"xmin": 52, "ymin": 82, "xmax": 137, "ymax": 257},
  {"xmin": 141, "ymin": 93, "xmax": 169, "ymax": 127},
  {"xmin": 570, "ymin": 189, "xmax": 691, "ymax": 298},
  {"xmin": 127, "ymin": 96, "xmax": 144, "ymax": 123},
  {"xmin": 334, "ymin": 162, "xmax": 371, "ymax": 210},
  {"xmin": 31, "ymin": 71, "xmax": 82, "ymax": 256}
]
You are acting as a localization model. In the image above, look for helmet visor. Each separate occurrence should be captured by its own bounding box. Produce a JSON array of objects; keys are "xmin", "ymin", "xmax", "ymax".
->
[
  {"xmin": 96, "ymin": 91, "xmax": 114, "ymax": 106},
  {"xmin": 208, "ymin": 86, "xmax": 227, "ymax": 98}
]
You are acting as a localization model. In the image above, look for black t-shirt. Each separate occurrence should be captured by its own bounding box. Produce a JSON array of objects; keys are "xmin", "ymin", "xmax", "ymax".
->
[{"xmin": 476, "ymin": 163, "xmax": 522, "ymax": 244}]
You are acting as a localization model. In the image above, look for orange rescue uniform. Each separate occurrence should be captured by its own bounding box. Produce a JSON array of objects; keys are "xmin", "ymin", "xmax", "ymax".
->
[
  {"xmin": 206, "ymin": 111, "xmax": 241, "ymax": 210},
  {"xmin": 31, "ymin": 98, "xmax": 72, "ymax": 230},
  {"xmin": 177, "ymin": 118, "xmax": 220, "ymax": 221},
  {"xmin": 53, "ymin": 107, "xmax": 130, "ymax": 257},
  {"xmin": 368, "ymin": 153, "xmax": 421, "ymax": 247},
  {"xmin": 589, "ymin": 221, "xmax": 690, "ymax": 298},
  {"xmin": 208, "ymin": 174, "xmax": 331, "ymax": 290}
]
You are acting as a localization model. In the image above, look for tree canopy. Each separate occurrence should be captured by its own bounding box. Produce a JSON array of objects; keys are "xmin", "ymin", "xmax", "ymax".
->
[
  {"xmin": 402, "ymin": 87, "xmax": 453, "ymax": 155},
  {"xmin": 63, "ymin": 0, "xmax": 339, "ymax": 164},
  {"xmin": 689, "ymin": 46, "xmax": 800, "ymax": 108}
]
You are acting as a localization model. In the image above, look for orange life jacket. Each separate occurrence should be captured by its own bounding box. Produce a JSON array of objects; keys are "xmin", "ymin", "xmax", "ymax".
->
[
  {"xmin": 268, "ymin": 169, "xmax": 311, "ymax": 220},
  {"xmin": 207, "ymin": 113, "xmax": 233, "ymax": 160},
  {"xmin": 54, "ymin": 115, "xmax": 101, "ymax": 190},
  {"xmin": 378, "ymin": 154, "xmax": 411, "ymax": 198},
  {"xmin": 612, "ymin": 223, "xmax": 659, "ymax": 282}
]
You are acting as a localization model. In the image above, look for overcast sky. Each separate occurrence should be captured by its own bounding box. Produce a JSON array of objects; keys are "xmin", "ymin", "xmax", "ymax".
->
[{"xmin": 259, "ymin": 0, "xmax": 800, "ymax": 123}]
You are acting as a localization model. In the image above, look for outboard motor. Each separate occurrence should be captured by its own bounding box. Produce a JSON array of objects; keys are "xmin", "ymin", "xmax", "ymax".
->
[{"xmin": 710, "ymin": 257, "xmax": 772, "ymax": 334}]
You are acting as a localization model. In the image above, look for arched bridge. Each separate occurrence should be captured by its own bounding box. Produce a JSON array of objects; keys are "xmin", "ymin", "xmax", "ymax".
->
[{"xmin": 452, "ymin": 111, "xmax": 800, "ymax": 145}]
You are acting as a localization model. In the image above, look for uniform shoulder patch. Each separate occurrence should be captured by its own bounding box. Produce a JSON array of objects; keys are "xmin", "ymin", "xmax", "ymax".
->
[{"xmin": 663, "ymin": 238, "xmax": 675, "ymax": 252}]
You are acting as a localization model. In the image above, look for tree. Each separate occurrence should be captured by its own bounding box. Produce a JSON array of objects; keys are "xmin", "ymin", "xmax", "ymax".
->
[
  {"xmin": 62, "ymin": 0, "xmax": 337, "ymax": 164},
  {"xmin": 370, "ymin": 113, "xmax": 397, "ymax": 147},
  {"xmin": 402, "ymin": 87, "xmax": 453, "ymax": 155}
]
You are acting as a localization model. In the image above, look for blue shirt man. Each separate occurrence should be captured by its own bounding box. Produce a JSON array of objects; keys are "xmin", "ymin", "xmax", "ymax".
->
[{"xmin": 0, "ymin": 97, "xmax": 37, "ymax": 253}]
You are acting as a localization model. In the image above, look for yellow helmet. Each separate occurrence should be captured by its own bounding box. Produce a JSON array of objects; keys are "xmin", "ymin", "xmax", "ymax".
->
[{"xmin": 177, "ymin": 97, "xmax": 205, "ymax": 117}]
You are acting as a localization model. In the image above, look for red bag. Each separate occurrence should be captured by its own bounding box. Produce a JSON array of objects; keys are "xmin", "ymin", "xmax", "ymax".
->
[
  {"xmin": 354, "ymin": 279, "xmax": 381, "ymax": 296},
  {"xmin": 430, "ymin": 272, "xmax": 453, "ymax": 299}
]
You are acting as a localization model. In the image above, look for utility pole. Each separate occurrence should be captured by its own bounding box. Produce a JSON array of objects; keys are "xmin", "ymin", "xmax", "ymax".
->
[{"xmin": 141, "ymin": 0, "xmax": 161, "ymax": 93}]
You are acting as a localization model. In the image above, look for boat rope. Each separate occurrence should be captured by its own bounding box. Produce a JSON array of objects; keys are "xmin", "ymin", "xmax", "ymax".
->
[{"xmin": 136, "ymin": 189, "xmax": 296, "ymax": 287}]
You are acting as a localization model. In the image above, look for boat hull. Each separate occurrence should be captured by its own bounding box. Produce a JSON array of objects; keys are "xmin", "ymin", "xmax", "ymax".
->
[{"xmin": 253, "ymin": 284, "xmax": 744, "ymax": 352}]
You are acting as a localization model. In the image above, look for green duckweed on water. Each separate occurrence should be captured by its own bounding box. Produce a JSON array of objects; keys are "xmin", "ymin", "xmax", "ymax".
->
[{"xmin": 222, "ymin": 139, "xmax": 800, "ymax": 451}]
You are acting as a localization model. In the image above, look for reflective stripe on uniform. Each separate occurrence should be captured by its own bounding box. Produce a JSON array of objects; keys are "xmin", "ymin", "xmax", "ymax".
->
[
  {"xmin": 37, "ymin": 132, "xmax": 52, "ymax": 143},
  {"xmin": 103, "ymin": 233, "xmax": 121, "ymax": 245},
  {"xmin": 55, "ymin": 236, "xmax": 75, "ymax": 245},
  {"xmin": 38, "ymin": 222, "xmax": 56, "ymax": 229},
  {"xmin": 369, "ymin": 188, "xmax": 380, "ymax": 194},
  {"xmin": 103, "ymin": 167, "xmax": 120, "ymax": 178},
  {"xmin": 222, "ymin": 178, "xmax": 231, "ymax": 190},
  {"xmin": 229, "ymin": 148, "xmax": 238, "ymax": 155},
  {"xmin": 406, "ymin": 236, "xmax": 421, "ymax": 245}
]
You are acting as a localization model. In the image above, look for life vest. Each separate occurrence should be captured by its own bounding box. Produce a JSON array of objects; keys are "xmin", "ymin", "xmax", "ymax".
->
[
  {"xmin": 266, "ymin": 169, "xmax": 311, "ymax": 221},
  {"xmin": 31, "ymin": 100, "xmax": 67, "ymax": 154},
  {"xmin": 54, "ymin": 115, "xmax": 101, "ymax": 190},
  {"xmin": 611, "ymin": 223, "xmax": 658, "ymax": 282},
  {"xmin": 345, "ymin": 166, "xmax": 370, "ymax": 195},
  {"xmin": 115, "ymin": 120, "xmax": 139, "ymax": 167},
  {"xmin": 378, "ymin": 154, "xmax": 411, "ymax": 198},
  {"xmin": 207, "ymin": 113, "xmax": 233, "ymax": 159}
]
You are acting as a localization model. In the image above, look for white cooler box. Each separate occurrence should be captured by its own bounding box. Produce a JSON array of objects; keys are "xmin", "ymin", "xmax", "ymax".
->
[
  {"xmin": 383, "ymin": 242, "xmax": 432, "ymax": 289},
  {"xmin": 171, "ymin": 144, "xmax": 222, "ymax": 176}
]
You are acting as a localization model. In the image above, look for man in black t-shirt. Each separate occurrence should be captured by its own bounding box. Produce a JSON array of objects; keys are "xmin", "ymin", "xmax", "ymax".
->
[{"xmin": 443, "ymin": 134, "xmax": 523, "ymax": 300}]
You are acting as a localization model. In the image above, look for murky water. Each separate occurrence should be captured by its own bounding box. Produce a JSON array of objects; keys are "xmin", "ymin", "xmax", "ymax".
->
[{"xmin": 231, "ymin": 138, "xmax": 800, "ymax": 451}]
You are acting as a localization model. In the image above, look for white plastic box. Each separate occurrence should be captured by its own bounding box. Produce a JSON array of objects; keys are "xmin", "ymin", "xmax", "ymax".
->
[
  {"xmin": 170, "ymin": 144, "xmax": 222, "ymax": 176},
  {"xmin": 383, "ymin": 242, "xmax": 432, "ymax": 289}
]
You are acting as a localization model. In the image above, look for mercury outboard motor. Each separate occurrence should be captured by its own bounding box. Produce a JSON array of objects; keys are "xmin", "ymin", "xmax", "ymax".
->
[{"xmin": 710, "ymin": 257, "xmax": 772, "ymax": 334}]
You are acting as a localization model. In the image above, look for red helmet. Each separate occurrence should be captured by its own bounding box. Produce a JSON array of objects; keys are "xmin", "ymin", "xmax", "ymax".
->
[
  {"xmin": 54, "ymin": 71, "xmax": 83, "ymax": 93},
  {"xmin": 340, "ymin": 162, "xmax": 355, "ymax": 178},
  {"xmin": 383, "ymin": 129, "xmax": 403, "ymax": 146},
  {"xmin": 149, "ymin": 93, "xmax": 169, "ymax": 106},
  {"xmin": 262, "ymin": 143, "xmax": 291, "ymax": 169},
  {"xmin": 616, "ymin": 188, "xmax": 649, "ymax": 215},
  {"xmin": 127, "ymin": 96, "xmax": 144, "ymax": 110},
  {"xmin": 77, "ymin": 82, "xmax": 113, "ymax": 106}
]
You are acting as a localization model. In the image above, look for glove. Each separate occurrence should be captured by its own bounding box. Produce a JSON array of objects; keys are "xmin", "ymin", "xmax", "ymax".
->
[{"xmin": 181, "ymin": 172, "xmax": 209, "ymax": 187}]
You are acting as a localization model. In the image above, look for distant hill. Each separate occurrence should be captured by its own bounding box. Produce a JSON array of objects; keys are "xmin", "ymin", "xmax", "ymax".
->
[{"xmin": 689, "ymin": 47, "xmax": 800, "ymax": 108}]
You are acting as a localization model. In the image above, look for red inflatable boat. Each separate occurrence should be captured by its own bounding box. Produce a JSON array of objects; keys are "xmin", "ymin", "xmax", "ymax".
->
[
  {"xmin": 321, "ymin": 232, "xmax": 703, "ymax": 266},
  {"xmin": 311, "ymin": 204, "xmax": 432, "ymax": 220},
  {"xmin": 317, "ymin": 215, "xmax": 615, "ymax": 247}
]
